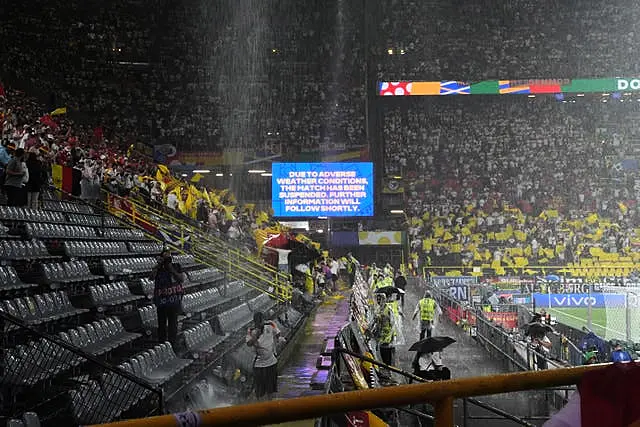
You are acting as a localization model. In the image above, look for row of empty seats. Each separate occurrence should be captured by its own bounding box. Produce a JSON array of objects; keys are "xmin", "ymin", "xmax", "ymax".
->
[
  {"xmin": 247, "ymin": 294, "xmax": 277, "ymax": 314},
  {"xmin": 181, "ymin": 288, "xmax": 221, "ymax": 314},
  {"xmin": 102, "ymin": 257, "xmax": 156, "ymax": 276},
  {"xmin": 0, "ymin": 240, "xmax": 54, "ymax": 260},
  {"xmin": 59, "ymin": 317, "xmax": 141, "ymax": 356},
  {"xmin": 0, "ymin": 266, "xmax": 37, "ymax": 291},
  {"xmin": 103, "ymin": 228, "xmax": 146, "ymax": 241},
  {"xmin": 69, "ymin": 343, "xmax": 189, "ymax": 424},
  {"xmin": 0, "ymin": 206, "xmax": 65, "ymax": 223},
  {"xmin": 3, "ymin": 338, "xmax": 82, "ymax": 386},
  {"xmin": 216, "ymin": 303, "xmax": 253, "ymax": 335},
  {"xmin": 42, "ymin": 200, "xmax": 93, "ymax": 215},
  {"xmin": 128, "ymin": 242, "xmax": 164, "ymax": 254},
  {"xmin": 173, "ymin": 254, "xmax": 197, "ymax": 268},
  {"xmin": 188, "ymin": 267, "xmax": 224, "ymax": 285},
  {"xmin": 183, "ymin": 321, "xmax": 227, "ymax": 356},
  {"xmin": 67, "ymin": 213, "xmax": 118, "ymax": 228},
  {"xmin": 1, "ymin": 291, "xmax": 87, "ymax": 326},
  {"xmin": 65, "ymin": 241, "xmax": 129, "ymax": 258},
  {"xmin": 89, "ymin": 282, "xmax": 143, "ymax": 308},
  {"xmin": 42, "ymin": 260, "xmax": 102, "ymax": 284},
  {"xmin": 26, "ymin": 223, "xmax": 98, "ymax": 239}
]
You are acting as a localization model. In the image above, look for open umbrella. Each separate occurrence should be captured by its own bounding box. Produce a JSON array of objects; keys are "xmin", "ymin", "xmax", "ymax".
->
[
  {"xmin": 409, "ymin": 336, "xmax": 456, "ymax": 353},
  {"xmin": 524, "ymin": 322, "xmax": 554, "ymax": 337}
]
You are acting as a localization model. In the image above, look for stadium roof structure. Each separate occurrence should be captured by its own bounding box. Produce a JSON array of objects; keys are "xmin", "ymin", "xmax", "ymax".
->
[{"xmin": 378, "ymin": 78, "xmax": 640, "ymax": 96}]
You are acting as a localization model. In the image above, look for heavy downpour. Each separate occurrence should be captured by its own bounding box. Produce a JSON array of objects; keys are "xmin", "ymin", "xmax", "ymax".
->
[{"xmin": 1, "ymin": 0, "xmax": 640, "ymax": 426}]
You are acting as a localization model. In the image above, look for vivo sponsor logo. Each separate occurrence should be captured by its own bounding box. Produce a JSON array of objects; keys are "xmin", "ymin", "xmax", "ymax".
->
[
  {"xmin": 552, "ymin": 295, "xmax": 597, "ymax": 307},
  {"xmin": 617, "ymin": 79, "xmax": 640, "ymax": 91}
]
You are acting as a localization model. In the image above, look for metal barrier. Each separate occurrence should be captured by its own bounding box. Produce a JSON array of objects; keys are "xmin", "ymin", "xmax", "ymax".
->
[
  {"xmin": 87, "ymin": 363, "xmax": 610, "ymax": 427},
  {"xmin": 0, "ymin": 311, "xmax": 162, "ymax": 424}
]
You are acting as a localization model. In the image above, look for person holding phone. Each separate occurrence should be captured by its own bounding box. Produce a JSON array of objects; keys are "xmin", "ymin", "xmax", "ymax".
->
[
  {"xmin": 150, "ymin": 249, "xmax": 184, "ymax": 347},
  {"xmin": 246, "ymin": 311, "xmax": 284, "ymax": 401}
]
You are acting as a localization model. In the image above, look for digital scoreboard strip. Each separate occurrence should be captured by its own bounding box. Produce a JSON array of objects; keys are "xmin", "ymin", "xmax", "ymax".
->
[{"xmin": 378, "ymin": 78, "xmax": 640, "ymax": 96}]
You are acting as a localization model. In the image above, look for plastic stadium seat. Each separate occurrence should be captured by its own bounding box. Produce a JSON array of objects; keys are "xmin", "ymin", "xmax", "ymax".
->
[
  {"xmin": 102, "ymin": 257, "xmax": 155, "ymax": 276},
  {"xmin": 103, "ymin": 228, "xmax": 145, "ymax": 241},
  {"xmin": 139, "ymin": 278, "xmax": 154, "ymax": 298},
  {"xmin": 247, "ymin": 294, "xmax": 277, "ymax": 314},
  {"xmin": 69, "ymin": 380, "xmax": 114, "ymax": 424},
  {"xmin": 219, "ymin": 280, "xmax": 251, "ymax": 300},
  {"xmin": 3, "ymin": 339, "xmax": 79, "ymax": 386},
  {"xmin": 89, "ymin": 282, "xmax": 143, "ymax": 308},
  {"xmin": 172, "ymin": 254, "xmax": 197, "ymax": 268},
  {"xmin": 63, "ymin": 317, "xmax": 141, "ymax": 356},
  {"xmin": 139, "ymin": 305, "xmax": 158, "ymax": 330},
  {"xmin": 128, "ymin": 242, "xmax": 163, "ymax": 255},
  {"xmin": 0, "ymin": 266, "xmax": 37, "ymax": 290},
  {"xmin": 183, "ymin": 321, "xmax": 227, "ymax": 356},
  {"xmin": 128, "ymin": 343, "xmax": 192, "ymax": 386},
  {"xmin": 1, "ymin": 291, "xmax": 87, "ymax": 326},
  {"xmin": 181, "ymin": 288, "xmax": 220, "ymax": 314},
  {"xmin": 64, "ymin": 241, "xmax": 129, "ymax": 258},
  {"xmin": 188, "ymin": 268, "xmax": 224, "ymax": 285},
  {"xmin": 6, "ymin": 419, "xmax": 25, "ymax": 427},
  {"xmin": 216, "ymin": 303, "xmax": 253, "ymax": 335}
]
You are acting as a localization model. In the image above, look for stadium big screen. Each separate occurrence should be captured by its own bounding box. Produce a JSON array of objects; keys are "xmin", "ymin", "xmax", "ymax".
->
[{"xmin": 272, "ymin": 162, "xmax": 374, "ymax": 218}]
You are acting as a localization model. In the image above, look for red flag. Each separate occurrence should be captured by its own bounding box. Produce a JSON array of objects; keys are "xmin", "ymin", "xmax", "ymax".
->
[{"xmin": 39, "ymin": 114, "xmax": 58, "ymax": 129}]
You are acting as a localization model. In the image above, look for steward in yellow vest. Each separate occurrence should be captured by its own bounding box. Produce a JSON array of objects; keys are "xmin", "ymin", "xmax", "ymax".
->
[{"xmin": 413, "ymin": 293, "xmax": 438, "ymax": 339}]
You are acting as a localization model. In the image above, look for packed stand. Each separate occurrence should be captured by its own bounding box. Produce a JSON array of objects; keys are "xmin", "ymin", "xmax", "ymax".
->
[
  {"xmin": 385, "ymin": 97, "xmax": 640, "ymax": 276},
  {"xmin": 373, "ymin": 0, "xmax": 640, "ymax": 80},
  {"xmin": 0, "ymin": 0, "xmax": 366, "ymax": 157},
  {"xmin": 0, "ymin": 86, "xmax": 282, "ymax": 253}
]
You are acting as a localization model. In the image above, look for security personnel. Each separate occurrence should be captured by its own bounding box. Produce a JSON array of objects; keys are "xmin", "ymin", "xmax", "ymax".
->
[
  {"xmin": 378, "ymin": 297, "xmax": 397, "ymax": 366},
  {"xmin": 413, "ymin": 292, "xmax": 439, "ymax": 339}
]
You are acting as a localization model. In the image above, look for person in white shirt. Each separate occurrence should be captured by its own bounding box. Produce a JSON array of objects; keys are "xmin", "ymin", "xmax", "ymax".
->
[{"xmin": 246, "ymin": 311, "xmax": 284, "ymax": 401}]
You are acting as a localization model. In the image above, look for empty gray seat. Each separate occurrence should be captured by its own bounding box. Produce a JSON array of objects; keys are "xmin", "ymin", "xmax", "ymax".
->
[
  {"xmin": 219, "ymin": 280, "xmax": 251, "ymax": 300},
  {"xmin": 22, "ymin": 412, "xmax": 41, "ymax": 427},
  {"xmin": 184, "ymin": 321, "xmax": 227, "ymax": 356},
  {"xmin": 247, "ymin": 294, "xmax": 277, "ymax": 314},
  {"xmin": 128, "ymin": 343, "xmax": 192, "ymax": 386},
  {"xmin": 128, "ymin": 242, "xmax": 163, "ymax": 254},
  {"xmin": 216, "ymin": 303, "xmax": 253, "ymax": 334},
  {"xmin": 0, "ymin": 266, "xmax": 37, "ymax": 290},
  {"xmin": 89, "ymin": 282, "xmax": 142, "ymax": 308},
  {"xmin": 180, "ymin": 288, "xmax": 220, "ymax": 314}
]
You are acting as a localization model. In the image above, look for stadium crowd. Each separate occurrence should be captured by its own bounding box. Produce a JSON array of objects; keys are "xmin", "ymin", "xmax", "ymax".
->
[
  {"xmin": 386, "ymin": 97, "xmax": 640, "ymax": 275},
  {"xmin": 0, "ymin": 0, "xmax": 366, "ymax": 156},
  {"xmin": 374, "ymin": 0, "xmax": 640, "ymax": 80}
]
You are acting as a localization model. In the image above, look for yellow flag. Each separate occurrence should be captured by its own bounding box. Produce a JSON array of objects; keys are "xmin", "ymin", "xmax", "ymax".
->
[
  {"xmin": 586, "ymin": 213, "xmax": 599, "ymax": 224},
  {"xmin": 191, "ymin": 173, "xmax": 203, "ymax": 183},
  {"xmin": 157, "ymin": 164, "xmax": 169, "ymax": 175},
  {"xmin": 256, "ymin": 211, "xmax": 269, "ymax": 226},
  {"xmin": 619, "ymin": 202, "xmax": 628, "ymax": 215},
  {"xmin": 202, "ymin": 188, "xmax": 211, "ymax": 206},
  {"xmin": 223, "ymin": 205, "xmax": 236, "ymax": 220},
  {"xmin": 50, "ymin": 107, "xmax": 67, "ymax": 116},
  {"xmin": 51, "ymin": 164, "xmax": 63, "ymax": 189}
]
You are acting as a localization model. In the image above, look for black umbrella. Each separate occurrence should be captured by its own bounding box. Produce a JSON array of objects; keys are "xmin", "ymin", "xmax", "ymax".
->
[
  {"xmin": 524, "ymin": 322, "xmax": 554, "ymax": 337},
  {"xmin": 375, "ymin": 286, "xmax": 401, "ymax": 297},
  {"xmin": 409, "ymin": 336, "xmax": 456, "ymax": 353}
]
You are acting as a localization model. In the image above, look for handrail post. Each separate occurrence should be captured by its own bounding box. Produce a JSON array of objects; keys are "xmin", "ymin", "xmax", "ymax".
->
[
  {"xmin": 434, "ymin": 396, "xmax": 454, "ymax": 427},
  {"xmin": 462, "ymin": 398, "xmax": 468, "ymax": 427}
]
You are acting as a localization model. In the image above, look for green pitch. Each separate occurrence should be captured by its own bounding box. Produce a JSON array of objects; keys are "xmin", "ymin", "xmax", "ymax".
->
[{"xmin": 548, "ymin": 307, "xmax": 640, "ymax": 343}]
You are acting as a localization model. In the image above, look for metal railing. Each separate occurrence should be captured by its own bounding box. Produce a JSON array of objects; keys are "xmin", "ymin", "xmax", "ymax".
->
[
  {"xmin": 86, "ymin": 363, "xmax": 609, "ymax": 427},
  {"xmin": 103, "ymin": 191, "xmax": 293, "ymax": 302},
  {"xmin": 0, "ymin": 311, "xmax": 163, "ymax": 425}
]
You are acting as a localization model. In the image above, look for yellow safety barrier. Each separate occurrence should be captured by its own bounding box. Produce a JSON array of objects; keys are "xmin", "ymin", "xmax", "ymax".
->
[
  {"xmin": 105, "ymin": 192, "xmax": 293, "ymax": 302},
  {"xmin": 88, "ymin": 363, "xmax": 608, "ymax": 427}
]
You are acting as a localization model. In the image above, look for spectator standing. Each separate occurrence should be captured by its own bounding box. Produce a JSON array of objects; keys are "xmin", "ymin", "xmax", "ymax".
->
[
  {"xmin": 246, "ymin": 311, "xmax": 282, "ymax": 401},
  {"xmin": 394, "ymin": 271, "xmax": 407, "ymax": 307},
  {"xmin": 150, "ymin": 250, "xmax": 184, "ymax": 348},
  {"xmin": 413, "ymin": 292, "xmax": 441, "ymax": 339},
  {"xmin": 25, "ymin": 147, "xmax": 44, "ymax": 209},
  {"xmin": 4, "ymin": 148, "xmax": 26, "ymax": 206}
]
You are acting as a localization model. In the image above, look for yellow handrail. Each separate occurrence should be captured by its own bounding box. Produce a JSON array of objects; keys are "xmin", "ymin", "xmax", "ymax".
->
[
  {"xmin": 106, "ymin": 190, "xmax": 287, "ymax": 280},
  {"xmin": 105, "ymin": 193, "xmax": 292, "ymax": 302},
  {"xmin": 89, "ymin": 363, "xmax": 608, "ymax": 427}
]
